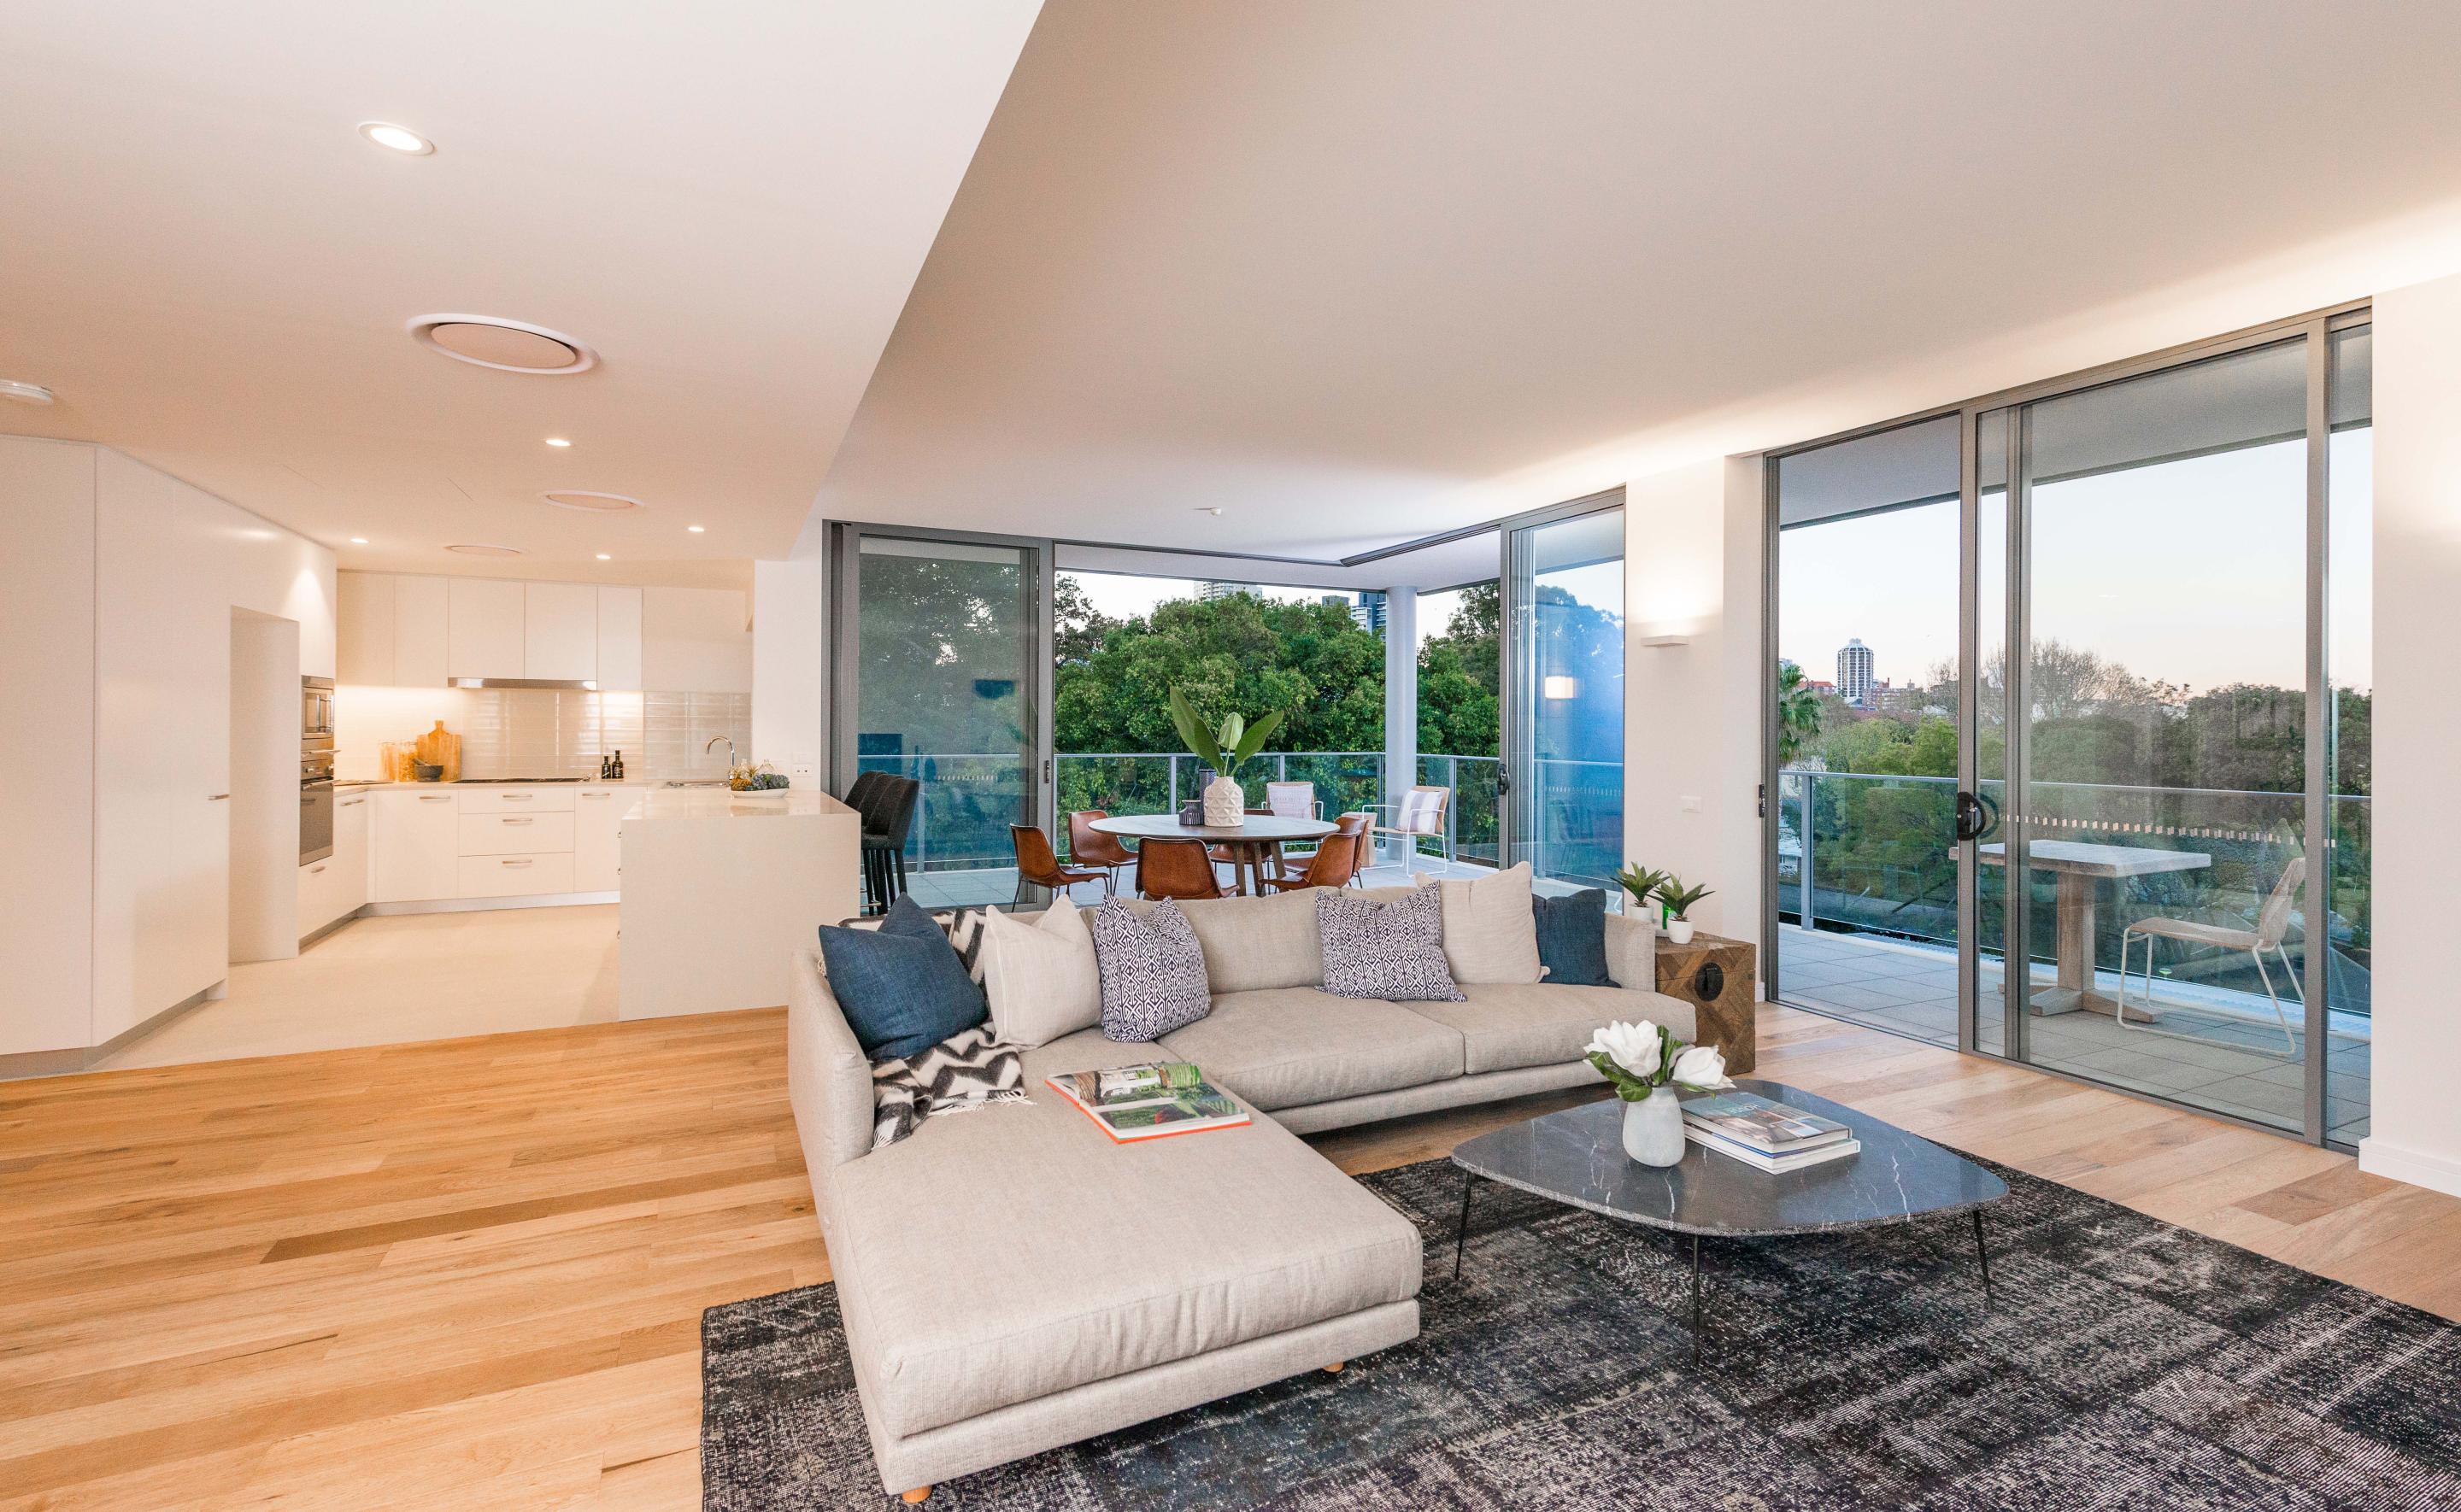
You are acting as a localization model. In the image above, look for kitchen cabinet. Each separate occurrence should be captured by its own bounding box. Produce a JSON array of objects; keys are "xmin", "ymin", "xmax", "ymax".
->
[
  {"xmin": 445, "ymin": 578, "xmax": 526, "ymax": 681},
  {"xmin": 642, "ymin": 586, "xmax": 752, "ymax": 693},
  {"xmin": 394, "ymin": 576, "xmax": 449, "ymax": 687},
  {"xmin": 371, "ymin": 789, "xmax": 460, "ymax": 902},
  {"xmin": 524, "ymin": 582, "xmax": 597, "ymax": 683},
  {"xmin": 596, "ymin": 587, "xmax": 643, "ymax": 690},
  {"xmin": 459, "ymin": 811, "xmax": 577, "ymax": 856},
  {"xmin": 575, "ymin": 785, "xmax": 626, "ymax": 892},
  {"xmin": 337, "ymin": 572, "xmax": 394, "ymax": 684},
  {"xmin": 459, "ymin": 852, "xmax": 577, "ymax": 898},
  {"xmin": 302, "ymin": 787, "xmax": 372, "ymax": 935}
]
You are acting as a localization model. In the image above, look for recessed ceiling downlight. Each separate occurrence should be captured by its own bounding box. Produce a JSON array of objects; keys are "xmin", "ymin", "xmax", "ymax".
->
[
  {"xmin": 1, "ymin": 379, "xmax": 56, "ymax": 405},
  {"xmin": 445, "ymin": 542, "xmax": 525, "ymax": 557},
  {"xmin": 408, "ymin": 314, "xmax": 596, "ymax": 374},
  {"xmin": 358, "ymin": 121, "xmax": 434, "ymax": 155},
  {"xmin": 542, "ymin": 490, "xmax": 643, "ymax": 513}
]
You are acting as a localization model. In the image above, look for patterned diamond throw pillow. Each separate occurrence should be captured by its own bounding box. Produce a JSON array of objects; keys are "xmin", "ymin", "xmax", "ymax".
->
[
  {"xmin": 1090, "ymin": 898, "xmax": 1213, "ymax": 1041},
  {"xmin": 1317, "ymin": 883, "xmax": 1466, "ymax": 1002}
]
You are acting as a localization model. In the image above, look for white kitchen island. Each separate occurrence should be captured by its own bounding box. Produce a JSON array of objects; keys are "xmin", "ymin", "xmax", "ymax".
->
[{"xmin": 617, "ymin": 787, "xmax": 862, "ymax": 1020}]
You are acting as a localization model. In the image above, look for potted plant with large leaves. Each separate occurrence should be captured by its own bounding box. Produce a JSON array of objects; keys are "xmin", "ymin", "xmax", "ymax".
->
[{"xmin": 1166, "ymin": 688, "xmax": 1285, "ymax": 828}]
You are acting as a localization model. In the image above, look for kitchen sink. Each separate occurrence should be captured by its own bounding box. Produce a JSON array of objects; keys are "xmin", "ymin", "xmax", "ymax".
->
[{"xmin": 661, "ymin": 779, "xmax": 730, "ymax": 788}]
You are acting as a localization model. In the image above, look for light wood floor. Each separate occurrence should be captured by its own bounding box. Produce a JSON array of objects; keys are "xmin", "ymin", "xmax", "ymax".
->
[{"xmin": 5, "ymin": 1003, "xmax": 2455, "ymax": 1510}]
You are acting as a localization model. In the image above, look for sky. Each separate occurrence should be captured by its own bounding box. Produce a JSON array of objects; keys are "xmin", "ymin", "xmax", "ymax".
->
[{"xmin": 1778, "ymin": 431, "xmax": 2372, "ymax": 697}]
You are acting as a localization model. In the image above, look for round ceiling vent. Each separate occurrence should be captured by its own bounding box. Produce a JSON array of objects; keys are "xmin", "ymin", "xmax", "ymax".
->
[
  {"xmin": 0, "ymin": 378, "xmax": 55, "ymax": 405},
  {"xmin": 444, "ymin": 542, "xmax": 525, "ymax": 557},
  {"xmin": 408, "ymin": 314, "xmax": 596, "ymax": 374},
  {"xmin": 541, "ymin": 490, "xmax": 644, "ymax": 513}
]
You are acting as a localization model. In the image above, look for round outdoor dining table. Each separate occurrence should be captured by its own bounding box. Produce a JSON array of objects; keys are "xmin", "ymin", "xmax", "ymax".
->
[{"xmin": 1087, "ymin": 812, "xmax": 1336, "ymax": 896}]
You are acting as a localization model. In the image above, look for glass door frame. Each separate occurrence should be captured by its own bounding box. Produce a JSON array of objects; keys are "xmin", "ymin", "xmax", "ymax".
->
[
  {"xmin": 1759, "ymin": 298, "xmax": 2369, "ymax": 1150},
  {"xmin": 825, "ymin": 520, "xmax": 1059, "ymax": 845},
  {"xmin": 1496, "ymin": 487, "xmax": 1626, "ymax": 887}
]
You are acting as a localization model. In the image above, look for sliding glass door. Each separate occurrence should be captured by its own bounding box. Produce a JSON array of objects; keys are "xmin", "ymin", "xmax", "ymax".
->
[
  {"xmin": 1501, "ymin": 498, "xmax": 1624, "ymax": 894},
  {"xmin": 1765, "ymin": 308, "xmax": 2372, "ymax": 1149},
  {"xmin": 831, "ymin": 527, "xmax": 1052, "ymax": 910}
]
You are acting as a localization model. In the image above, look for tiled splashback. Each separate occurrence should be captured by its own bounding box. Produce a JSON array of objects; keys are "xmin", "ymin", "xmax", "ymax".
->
[
  {"xmin": 337, "ymin": 687, "xmax": 751, "ymax": 780},
  {"xmin": 460, "ymin": 689, "xmax": 753, "ymax": 779}
]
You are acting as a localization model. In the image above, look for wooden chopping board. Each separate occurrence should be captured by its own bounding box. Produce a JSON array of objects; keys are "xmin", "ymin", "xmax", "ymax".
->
[{"xmin": 414, "ymin": 720, "xmax": 461, "ymax": 782}]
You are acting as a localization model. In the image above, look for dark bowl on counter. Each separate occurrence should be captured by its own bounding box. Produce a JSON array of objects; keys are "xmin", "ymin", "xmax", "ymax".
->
[{"xmin": 414, "ymin": 764, "xmax": 444, "ymax": 782}]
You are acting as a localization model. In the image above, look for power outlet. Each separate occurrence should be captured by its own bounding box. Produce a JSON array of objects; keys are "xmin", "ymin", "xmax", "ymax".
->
[{"xmin": 1680, "ymin": 794, "xmax": 1704, "ymax": 813}]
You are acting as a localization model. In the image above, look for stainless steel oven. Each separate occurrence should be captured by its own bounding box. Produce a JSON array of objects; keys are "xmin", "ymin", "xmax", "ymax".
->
[{"xmin": 302, "ymin": 676, "xmax": 335, "ymax": 864}]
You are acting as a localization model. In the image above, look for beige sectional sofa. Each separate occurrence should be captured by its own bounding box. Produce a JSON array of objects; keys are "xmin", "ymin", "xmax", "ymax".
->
[{"xmin": 785, "ymin": 886, "xmax": 1697, "ymax": 1498}]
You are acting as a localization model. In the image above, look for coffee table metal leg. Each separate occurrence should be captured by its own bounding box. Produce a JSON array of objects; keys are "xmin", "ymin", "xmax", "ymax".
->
[
  {"xmin": 1972, "ymin": 1209, "xmax": 1993, "ymax": 1306},
  {"xmin": 1452, "ymin": 1171, "xmax": 1477, "ymax": 1283},
  {"xmin": 1690, "ymin": 1235, "xmax": 1703, "ymax": 1363}
]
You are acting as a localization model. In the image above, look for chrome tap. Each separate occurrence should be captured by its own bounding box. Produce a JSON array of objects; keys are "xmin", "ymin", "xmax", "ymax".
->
[{"xmin": 706, "ymin": 735, "xmax": 737, "ymax": 772}]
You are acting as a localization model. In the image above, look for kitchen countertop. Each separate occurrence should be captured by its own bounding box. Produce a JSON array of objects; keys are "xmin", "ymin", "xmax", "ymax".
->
[
  {"xmin": 338, "ymin": 777, "xmax": 720, "ymax": 789},
  {"xmin": 621, "ymin": 788, "xmax": 852, "ymax": 820}
]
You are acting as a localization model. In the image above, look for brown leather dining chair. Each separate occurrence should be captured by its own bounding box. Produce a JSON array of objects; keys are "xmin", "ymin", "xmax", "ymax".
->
[
  {"xmin": 1012, "ymin": 825, "xmax": 1107, "ymax": 907},
  {"xmin": 1331, "ymin": 811, "xmax": 1373, "ymax": 885},
  {"xmin": 1136, "ymin": 837, "xmax": 1227, "ymax": 902},
  {"xmin": 1260, "ymin": 832, "xmax": 1359, "ymax": 893},
  {"xmin": 1067, "ymin": 811, "xmax": 1137, "ymax": 896}
]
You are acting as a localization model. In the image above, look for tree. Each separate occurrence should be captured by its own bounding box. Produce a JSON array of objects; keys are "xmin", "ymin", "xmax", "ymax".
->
[
  {"xmin": 1776, "ymin": 659, "xmax": 1825, "ymax": 765},
  {"xmin": 1052, "ymin": 574, "xmax": 1118, "ymax": 665},
  {"xmin": 1417, "ymin": 583, "xmax": 1499, "ymax": 757}
]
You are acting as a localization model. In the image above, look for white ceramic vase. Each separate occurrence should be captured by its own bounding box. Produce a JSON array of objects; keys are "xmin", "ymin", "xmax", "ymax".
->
[
  {"xmin": 1202, "ymin": 773, "xmax": 1245, "ymax": 827},
  {"xmin": 1621, "ymin": 1086, "xmax": 1686, "ymax": 1167},
  {"xmin": 1665, "ymin": 917, "xmax": 1696, "ymax": 945}
]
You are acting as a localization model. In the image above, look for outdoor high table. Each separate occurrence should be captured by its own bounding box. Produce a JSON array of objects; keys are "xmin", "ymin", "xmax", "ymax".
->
[{"xmin": 1979, "ymin": 839, "xmax": 2211, "ymax": 1018}]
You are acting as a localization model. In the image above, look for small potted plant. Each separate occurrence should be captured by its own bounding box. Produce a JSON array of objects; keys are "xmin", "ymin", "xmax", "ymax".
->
[
  {"xmin": 1653, "ymin": 877, "xmax": 1713, "ymax": 945},
  {"xmin": 1586, "ymin": 1020, "xmax": 1733, "ymax": 1166},
  {"xmin": 1617, "ymin": 864, "xmax": 1671, "ymax": 920},
  {"xmin": 1166, "ymin": 688, "xmax": 1285, "ymax": 828}
]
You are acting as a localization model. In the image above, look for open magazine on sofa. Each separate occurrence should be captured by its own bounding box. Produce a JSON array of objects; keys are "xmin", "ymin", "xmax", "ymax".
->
[{"xmin": 1044, "ymin": 1061, "xmax": 1251, "ymax": 1142}]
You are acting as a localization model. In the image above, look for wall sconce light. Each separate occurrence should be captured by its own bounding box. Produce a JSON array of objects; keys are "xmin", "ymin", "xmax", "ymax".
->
[
  {"xmin": 1542, "ymin": 675, "xmax": 1581, "ymax": 700},
  {"xmin": 1638, "ymin": 632, "xmax": 1691, "ymax": 648}
]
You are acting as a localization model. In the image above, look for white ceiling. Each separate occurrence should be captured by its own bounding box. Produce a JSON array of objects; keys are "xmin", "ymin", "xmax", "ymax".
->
[
  {"xmin": 817, "ymin": 0, "xmax": 2461, "ymax": 558},
  {"xmin": 0, "ymin": 1, "xmax": 1039, "ymax": 586}
]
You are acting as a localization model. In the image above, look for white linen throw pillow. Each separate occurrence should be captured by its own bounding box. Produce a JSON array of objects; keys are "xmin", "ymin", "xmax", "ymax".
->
[
  {"xmin": 1438, "ymin": 861, "xmax": 1546, "ymax": 984},
  {"xmin": 978, "ymin": 901, "xmax": 1103, "ymax": 1047}
]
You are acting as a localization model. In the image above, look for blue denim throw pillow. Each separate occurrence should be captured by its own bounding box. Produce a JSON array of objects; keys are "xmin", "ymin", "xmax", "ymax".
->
[
  {"xmin": 1532, "ymin": 888, "xmax": 1612, "ymax": 987},
  {"xmin": 817, "ymin": 894, "xmax": 990, "ymax": 1062}
]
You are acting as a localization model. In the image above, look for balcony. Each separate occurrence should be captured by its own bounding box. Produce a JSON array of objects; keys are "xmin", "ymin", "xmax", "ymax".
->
[{"xmin": 1777, "ymin": 769, "xmax": 2371, "ymax": 1143}]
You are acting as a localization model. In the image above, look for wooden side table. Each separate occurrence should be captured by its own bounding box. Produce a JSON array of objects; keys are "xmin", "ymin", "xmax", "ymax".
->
[{"xmin": 1652, "ymin": 930, "xmax": 1759, "ymax": 1074}]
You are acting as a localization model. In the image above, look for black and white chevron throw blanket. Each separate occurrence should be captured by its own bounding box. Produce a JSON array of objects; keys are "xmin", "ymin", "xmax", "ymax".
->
[{"xmin": 869, "ymin": 1027, "xmax": 1026, "ymax": 1152}]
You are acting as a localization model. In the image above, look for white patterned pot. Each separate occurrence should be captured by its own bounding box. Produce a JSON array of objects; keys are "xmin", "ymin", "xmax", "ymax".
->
[
  {"xmin": 1202, "ymin": 773, "xmax": 1245, "ymax": 827},
  {"xmin": 1621, "ymin": 1086, "xmax": 1686, "ymax": 1167}
]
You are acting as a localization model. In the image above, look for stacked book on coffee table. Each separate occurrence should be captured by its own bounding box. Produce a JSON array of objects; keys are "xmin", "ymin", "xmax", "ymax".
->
[{"xmin": 1680, "ymin": 1091, "xmax": 1860, "ymax": 1173}]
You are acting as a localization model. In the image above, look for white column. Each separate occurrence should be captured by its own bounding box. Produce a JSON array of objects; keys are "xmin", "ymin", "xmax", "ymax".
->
[
  {"xmin": 2363, "ymin": 273, "xmax": 2461, "ymax": 1198},
  {"xmin": 1382, "ymin": 589, "xmax": 1418, "ymax": 827},
  {"xmin": 751, "ymin": 556, "xmax": 829, "ymax": 792}
]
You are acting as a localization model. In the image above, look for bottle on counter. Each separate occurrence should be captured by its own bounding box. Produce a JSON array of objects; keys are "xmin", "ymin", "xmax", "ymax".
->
[{"xmin": 611, "ymin": 749, "xmax": 626, "ymax": 780}]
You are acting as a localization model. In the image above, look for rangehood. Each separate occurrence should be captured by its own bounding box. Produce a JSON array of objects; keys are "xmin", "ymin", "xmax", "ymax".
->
[{"xmin": 449, "ymin": 677, "xmax": 599, "ymax": 690}]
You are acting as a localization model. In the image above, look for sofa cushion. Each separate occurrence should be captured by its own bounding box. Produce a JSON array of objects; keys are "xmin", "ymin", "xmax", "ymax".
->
[
  {"xmin": 1156, "ymin": 987, "xmax": 1465, "ymax": 1111},
  {"xmin": 979, "ymin": 899, "xmax": 1102, "ymax": 1047},
  {"xmin": 825, "ymin": 1038, "xmax": 1422, "ymax": 1439},
  {"xmin": 1438, "ymin": 863, "xmax": 1545, "ymax": 984},
  {"xmin": 1403, "ymin": 983, "xmax": 1698, "ymax": 1075},
  {"xmin": 1088, "ymin": 889, "xmax": 1324, "ymax": 992},
  {"xmin": 1532, "ymin": 888, "xmax": 1613, "ymax": 987},
  {"xmin": 1091, "ymin": 898, "xmax": 1213, "ymax": 1041},
  {"xmin": 1317, "ymin": 885, "xmax": 1465, "ymax": 1003},
  {"xmin": 815, "ymin": 895, "xmax": 989, "ymax": 1062}
]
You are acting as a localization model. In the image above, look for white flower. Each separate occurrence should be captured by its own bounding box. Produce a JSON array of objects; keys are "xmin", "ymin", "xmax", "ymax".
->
[
  {"xmin": 1669, "ymin": 1044, "xmax": 1733, "ymax": 1091},
  {"xmin": 1585, "ymin": 1020, "xmax": 1662, "ymax": 1081}
]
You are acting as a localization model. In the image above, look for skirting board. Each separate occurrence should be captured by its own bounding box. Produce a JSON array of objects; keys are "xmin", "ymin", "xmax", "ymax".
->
[
  {"xmin": 2358, "ymin": 1134, "xmax": 2461, "ymax": 1198},
  {"xmin": 362, "ymin": 892, "xmax": 619, "ymax": 917}
]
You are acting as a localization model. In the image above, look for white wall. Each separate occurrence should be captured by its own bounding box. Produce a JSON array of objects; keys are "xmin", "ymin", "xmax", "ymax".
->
[
  {"xmin": 228, "ymin": 612, "xmax": 302, "ymax": 963},
  {"xmin": 2360, "ymin": 273, "xmax": 2461, "ymax": 1198},
  {"xmin": 0, "ymin": 437, "xmax": 97, "ymax": 1057},
  {"xmin": 751, "ymin": 557, "xmax": 828, "ymax": 787},
  {"xmin": 1618, "ymin": 458, "xmax": 1765, "ymax": 954}
]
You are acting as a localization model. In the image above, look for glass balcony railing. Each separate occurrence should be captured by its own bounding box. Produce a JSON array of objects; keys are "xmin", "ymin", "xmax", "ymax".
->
[{"xmin": 1777, "ymin": 767, "xmax": 2372, "ymax": 1020}]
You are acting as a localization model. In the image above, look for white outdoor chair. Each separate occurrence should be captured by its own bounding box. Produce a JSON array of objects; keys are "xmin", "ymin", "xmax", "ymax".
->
[
  {"xmin": 2117, "ymin": 856, "xmax": 2305, "ymax": 1058},
  {"xmin": 1369, "ymin": 785, "xmax": 1454, "ymax": 876},
  {"xmin": 1263, "ymin": 780, "xmax": 1322, "ymax": 877}
]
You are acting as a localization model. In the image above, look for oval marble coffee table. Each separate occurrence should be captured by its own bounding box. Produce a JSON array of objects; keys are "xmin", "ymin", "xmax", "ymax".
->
[{"xmin": 1448, "ymin": 1079, "xmax": 2007, "ymax": 1360}]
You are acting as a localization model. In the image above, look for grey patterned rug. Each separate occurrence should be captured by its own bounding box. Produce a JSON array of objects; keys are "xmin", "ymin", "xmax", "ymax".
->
[{"xmin": 701, "ymin": 1154, "xmax": 2461, "ymax": 1509}]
